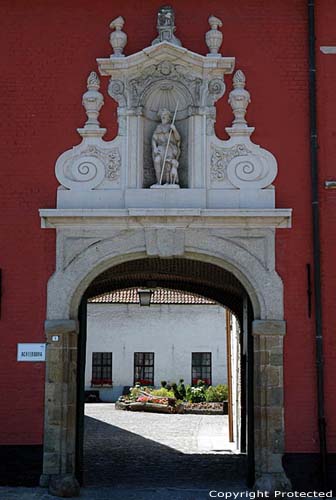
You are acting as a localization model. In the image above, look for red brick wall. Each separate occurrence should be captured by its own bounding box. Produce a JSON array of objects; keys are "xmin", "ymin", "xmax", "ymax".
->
[
  {"xmin": 315, "ymin": 0, "xmax": 336, "ymax": 455},
  {"xmin": 0, "ymin": 0, "xmax": 335, "ymax": 453}
]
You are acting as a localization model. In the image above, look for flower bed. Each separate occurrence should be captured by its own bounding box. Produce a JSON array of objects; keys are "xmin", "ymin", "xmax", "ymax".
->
[{"xmin": 115, "ymin": 380, "xmax": 228, "ymax": 415}]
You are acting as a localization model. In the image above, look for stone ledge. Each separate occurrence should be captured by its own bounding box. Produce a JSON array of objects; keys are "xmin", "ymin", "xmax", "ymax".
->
[
  {"xmin": 39, "ymin": 208, "xmax": 292, "ymax": 229},
  {"xmin": 252, "ymin": 320, "xmax": 286, "ymax": 336}
]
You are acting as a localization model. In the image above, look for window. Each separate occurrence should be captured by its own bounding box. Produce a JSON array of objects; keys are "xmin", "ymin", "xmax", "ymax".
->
[
  {"xmin": 134, "ymin": 352, "xmax": 154, "ymax": 386},
  {"xmin": 192, "ymin": 352, "xmax": 212, "ymax": 385},
  {"xmin": 91, "ymin": 352, "xmax": 112, "ymax": 386}
]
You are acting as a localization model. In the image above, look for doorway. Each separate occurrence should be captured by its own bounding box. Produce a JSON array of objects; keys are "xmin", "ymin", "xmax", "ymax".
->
[{"xmin": 75, "ymin": 258, "xmax": 254, "ymax": 488}]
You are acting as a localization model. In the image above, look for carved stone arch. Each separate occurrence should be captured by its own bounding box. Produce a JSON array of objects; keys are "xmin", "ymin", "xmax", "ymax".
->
[{"xmin": 46, "ymin": 229, "xmax": 281, "ymax": 322}]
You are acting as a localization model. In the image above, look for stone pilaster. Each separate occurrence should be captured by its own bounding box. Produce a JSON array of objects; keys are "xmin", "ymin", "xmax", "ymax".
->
[
  {"xmin": 40, "ymin": 320, "xmax": 80, "ymax": 497},
  {"xmin": 252, "ymin": 320, "xmax": 291, "ymax": 493}
]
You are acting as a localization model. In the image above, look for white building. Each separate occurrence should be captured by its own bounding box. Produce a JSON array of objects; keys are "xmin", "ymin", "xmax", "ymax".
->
[{"xmin": 85, "ymin": 288, "xmax": 231, "ymax": 402}]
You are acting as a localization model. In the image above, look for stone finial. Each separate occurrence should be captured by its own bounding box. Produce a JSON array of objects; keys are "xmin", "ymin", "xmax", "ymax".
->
[
  {"xmin": 87, "ymin": 71, "xmax": 100, "ymax": 90},
  {"xmin": 228, "ymin": 69, "xmax": 251, "ymax": 128},
  {"xmin": 151, "ymin": 5, "xmax": 182, "ymax": 47},
  {"xmin": 233, "ymin": 69, "xmax": 246, "ymax": 88},
  {"xmin": 81, "ymin": 71, "xmax": 104, "ymax": 129},
  {"xmin": 109, "ymin": 16, "xmax": 127, "ymax": 56},
  {"xmin": 206, "ymin": 15, "xmax": 223, "ymax": 56}
]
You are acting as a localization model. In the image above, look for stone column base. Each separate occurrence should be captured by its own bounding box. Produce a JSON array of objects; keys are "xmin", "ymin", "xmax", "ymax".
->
[
  {"xmin": 254, "ymin": 472, "xmax": 292, "ymax": 495},
  {"xmin": 48, "ymin": 474, "xmax": 80, "ymax": 498},
  {"xmin": 39, "ymin": 473, "xmax": 50, "ymax": 488}
]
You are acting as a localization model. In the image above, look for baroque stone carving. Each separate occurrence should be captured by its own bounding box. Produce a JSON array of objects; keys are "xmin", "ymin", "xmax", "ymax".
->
[
  {"xmin": 211, "ymin": 144, "xmax": 251, "ymax": 182},
  {"xmin": 205, "ymin": 15, "xmax": 223, "ymax": 55},
  {"xmin": 207, "ymin": 78, "xmax": 226, "ymax": 105},
  {"xmin": 227, "ymin": 151, "xmax": 277, "ymax": 189},
  {"xmin": 152, "ymin": 5, "xmax": 182, "ymax": 47},
  {"xmin": 220, "ymin": 69, "xmax": 278, "ymax": 190},
  {"xmin": 126, "ymin": 61, "xmax": 202, "ymax": 113},
  {"xmin": 82, "ymin": 72, "xmax": 104, "ymax": 129},
  {"xmin": 109, "ymin": 16, "xmax": 127, "ymax": 56},
  {"xmin": 228, "ymin": 70, "xmax": 250, "ymax": 127},
  {"xmin": 55, "ymin": 146, "xmax": 121, "ymax": 190},
  {"xmin": 108, "ymin": 79, "xmax": 126, "ymax": 107},
  {"xmin": 151, "ymin": 108, "xmax": 181, "ymax": 187}
]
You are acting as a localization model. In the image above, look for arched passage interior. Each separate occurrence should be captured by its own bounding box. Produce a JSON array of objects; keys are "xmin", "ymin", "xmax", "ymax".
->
[{"xmin": 75, "ymin": 257, "xmax": 255, "ymax": 487}]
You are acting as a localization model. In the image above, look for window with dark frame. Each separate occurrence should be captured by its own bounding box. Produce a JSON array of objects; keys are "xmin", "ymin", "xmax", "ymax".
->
[
  {"xmin": 134, "ymin": 352, "xmax": 154, "ymax": 386},
  {"xmin": 192, "ymin": 352, "xmax": 212, "ymax": 385},
  {"xmin": 91, "ymin": 352, "xmax": 112, "ymax": 386}
]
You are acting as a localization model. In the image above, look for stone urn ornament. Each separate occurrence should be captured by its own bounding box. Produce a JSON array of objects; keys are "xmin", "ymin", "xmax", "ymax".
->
[
  {"xmin": 82, "ymin": 71, "xmax": 104, "ymax": 128},
  {"xmin": 228, "ymin": 69, "xmax": 251, "ymax": 128},
  {"xmin": 110, "ymin": 16, "xmax": 127, "ymax": 56},
  {"xmin": 206, "ymin": 15, "xmax": 223, "ymax": 55}
]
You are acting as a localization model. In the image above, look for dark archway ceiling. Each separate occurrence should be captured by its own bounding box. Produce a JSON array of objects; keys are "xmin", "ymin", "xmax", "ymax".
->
[{"xmin": 86, "ymin": 258, "xmax": 248, "ymax": 321}]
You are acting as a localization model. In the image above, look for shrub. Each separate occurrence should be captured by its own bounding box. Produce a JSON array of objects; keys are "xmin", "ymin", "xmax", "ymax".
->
[
  {"xmin": 185, "ymin": 384, "xmax": 192, "ymax": 402},
  {"xmin": 205, "ymin": 386, "xmax": 217, "ymax": 402},
  {"xmin": 189, "ymin": 386, "xmax": 206, "ymax": 403},
  {"xmin": 151, "ymin": 388, "xmax": 175, "ymax": 398},
  {"xmin": 160, "ymin": 380, "xmax": 167, "ymax": 388},
  {"xmin": 205, "ymin": 384, "xmax": 228, "ymax": 402},
  {"xmin": 177, "ymin": 379, "xmax": 186, "ymax": 400},
  {"xmin": 171, "ymin": 382, "xmax": 181, "ymax": 400},
  {"xmin": 214, "ymin": 384, "xmax": 228, "ymax": 402}
]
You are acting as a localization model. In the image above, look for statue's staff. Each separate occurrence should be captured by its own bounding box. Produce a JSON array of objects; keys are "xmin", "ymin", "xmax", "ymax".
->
[{"xmin": 159, "ymin": 101, "xmax": 179, "ymax": 185}]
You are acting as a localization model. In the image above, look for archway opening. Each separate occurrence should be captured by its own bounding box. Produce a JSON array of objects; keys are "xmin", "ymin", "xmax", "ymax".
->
[{"xmin": 75, "ymin": 257, "xmax": 255, "ymax": 489}]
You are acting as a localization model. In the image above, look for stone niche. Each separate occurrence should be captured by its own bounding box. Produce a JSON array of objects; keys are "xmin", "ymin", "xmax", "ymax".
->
[{"xmin": 55, "ymin": 7, "xmax": 278, "ymax": 210}]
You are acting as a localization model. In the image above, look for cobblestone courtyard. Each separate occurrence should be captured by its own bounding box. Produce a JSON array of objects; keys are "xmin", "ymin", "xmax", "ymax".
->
[{"xmin": 83, "ymin": 404, "xmax": 246, "ymax": 488}]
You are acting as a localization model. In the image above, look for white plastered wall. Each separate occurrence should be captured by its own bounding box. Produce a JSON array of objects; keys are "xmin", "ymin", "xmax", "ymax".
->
[{"xmin": 85, "ymin": 302, "xmax": 228, "ymax": 401}]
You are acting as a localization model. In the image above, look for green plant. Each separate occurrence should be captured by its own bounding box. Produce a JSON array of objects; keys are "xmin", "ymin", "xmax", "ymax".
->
[
  {"xmin": 160, "ymin": 380, "xmax": 167, "ymax": 388},
  {"xmin": 205, "ymin": 384, "xmax": 228, "ymax": 402},
  {"xmin": 171, "ymin": 382, "xmax": 181, "ymax": 400},
  {"xmin": 189, "ymin": 385, "xmax": 206, "ymax": 403},
  {"xmin": 177, "ymin": 379, "xmax": 186, "ymax": 400},
  {"xmin": 151, "ymin": 388, "xmax": 175, "ymax": 398},
  {"xmin": 129, "ymin": 384, "xmax": 150, "ymax": 401},
  {"xmin": 214, "ymin": 384, "xmax": 228, "ymax": 402},
  {"xmin": 185, "ymin": 384, "xmax": 192, "ymax": 402}
]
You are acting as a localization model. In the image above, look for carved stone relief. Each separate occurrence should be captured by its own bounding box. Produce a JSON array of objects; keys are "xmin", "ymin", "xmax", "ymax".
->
[
  {"xmin": 56, "ymin": 145, "xmax": 121, "ymax": 191},
  {"xmin": 211, "ymin": 144, "xmax": 251, "ymax": 183},
  {"xmin": 151, "ymin": 5, "xmax": 182, "ymax": 47}
]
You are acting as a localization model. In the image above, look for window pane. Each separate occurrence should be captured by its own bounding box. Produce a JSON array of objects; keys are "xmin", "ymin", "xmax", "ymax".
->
[
  {"xmin": 134, "ymin": 352, "xmax": 154, "ymax": 384},
  {"xmin": 192, "ymin": 352, "xmax": 211, "ymax": 385},
  {"xmin": 92, "ymin": 352, "xmax": 112, "ymax": 384}
]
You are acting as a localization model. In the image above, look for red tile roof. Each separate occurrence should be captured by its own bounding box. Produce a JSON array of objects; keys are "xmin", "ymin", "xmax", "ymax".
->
[{"xmin": 89, "ymin": 288, "xmax": 216, "ymax": 305}]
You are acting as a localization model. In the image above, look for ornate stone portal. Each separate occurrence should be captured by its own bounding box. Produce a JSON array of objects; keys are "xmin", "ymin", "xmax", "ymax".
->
[
  {"xmin": 54, "ymin": 6, "xmax": 278, "ymax": 209},
  {"xmin": 40, "ymin": 6, "xmax": 292, "ymax": 497}
]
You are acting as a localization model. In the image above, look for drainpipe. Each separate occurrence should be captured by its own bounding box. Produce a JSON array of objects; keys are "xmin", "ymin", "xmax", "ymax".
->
[{"xmin": 307, "ymin": 0, "xmax": 328, "ymax": 488}]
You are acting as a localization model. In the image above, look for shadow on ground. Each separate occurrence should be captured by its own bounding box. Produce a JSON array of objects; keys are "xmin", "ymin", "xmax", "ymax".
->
[{"xmin": 83, "ymin": 415, "xmax": 248, "ymax": 488}]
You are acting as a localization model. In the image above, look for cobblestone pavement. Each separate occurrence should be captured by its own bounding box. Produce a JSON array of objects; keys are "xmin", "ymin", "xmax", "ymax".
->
[{"xmin": 83, "ymin": 404, "xmax": 247, "ymax": 488}]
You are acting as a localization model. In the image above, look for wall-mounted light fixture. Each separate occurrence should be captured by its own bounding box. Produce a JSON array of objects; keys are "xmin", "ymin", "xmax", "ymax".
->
[{"xmin": 137, "ymin": 289, "xmax": 152, "ymax": 307}]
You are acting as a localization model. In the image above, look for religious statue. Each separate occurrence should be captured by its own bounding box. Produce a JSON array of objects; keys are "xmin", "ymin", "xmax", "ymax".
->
[{"xmin": 151, "ymin": 108, "xmax": 181, "ymax": 187}]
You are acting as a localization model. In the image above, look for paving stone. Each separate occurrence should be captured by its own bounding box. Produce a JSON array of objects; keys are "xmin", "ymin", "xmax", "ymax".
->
[{"xmin": 83, "ymin": 403, "xmax": 247, "ymax": 488}]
